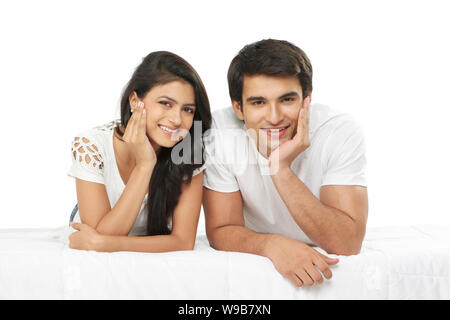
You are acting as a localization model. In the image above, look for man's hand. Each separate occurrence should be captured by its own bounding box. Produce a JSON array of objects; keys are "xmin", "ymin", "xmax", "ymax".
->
[
  {"xmin": 265, "ymin": 234, "xmax": 339, "ymax": 287},
  {"xmin": 69, "ymin": 222, "xmax": 103, "ymax": 251},
  {"xmin": 269, "ymin": 96, "xmax": 311, "ymax": 173}
]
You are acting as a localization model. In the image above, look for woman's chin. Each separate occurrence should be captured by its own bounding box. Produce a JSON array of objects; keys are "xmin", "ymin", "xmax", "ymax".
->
[
  {"xmin": 148, "ymin": 128, "xmax": 189, "ymax": 149},
  {"xmin": 150, "ymin": 135, "xmax": 181, "ymax": 149}
]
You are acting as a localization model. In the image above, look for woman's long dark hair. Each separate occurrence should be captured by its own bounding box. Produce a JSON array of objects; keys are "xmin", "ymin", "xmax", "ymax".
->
[{"xmin": 115, "ymin": 51, "xmax": 211, "ymax": 235}]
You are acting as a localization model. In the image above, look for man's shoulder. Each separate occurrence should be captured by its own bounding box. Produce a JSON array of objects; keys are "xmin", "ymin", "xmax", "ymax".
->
[
  {"xmin": 310, "ymin": 103, "xmax": 362, "ymax": 137},
  {"xmin": 211, "ymin": 107, "xmax": 244, "ymax": 130}
]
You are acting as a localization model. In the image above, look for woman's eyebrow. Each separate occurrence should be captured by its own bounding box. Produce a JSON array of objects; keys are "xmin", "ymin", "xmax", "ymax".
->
[
  {"xmin": 158, "ymin": 95, "xmax": 195, "ymax": 107},
  {"xmin": 158, "ymin": 95, "xmax": 178, "ymax": 103}
]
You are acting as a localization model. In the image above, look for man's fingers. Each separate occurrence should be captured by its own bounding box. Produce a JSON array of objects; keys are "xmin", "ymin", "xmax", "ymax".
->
[
  {"xmin": 303, "ymin": 96, "xmax": 310, "ymax": 133},
  {"xmin": 313, "ymin": 256, "xmax": 333, "ymax": 280},
  {"xmin": 296, "ymin": 106, "xmax": 304, "ymax": 134},
  {"xmin": 295, "ymin": 268, "xmax": 314, "ymax": 287},
  {"xmin": 305, "ymin": 264, "xmax": 324, "ymax": 284},
  {"xmin": 317, "ymin": 251, "xmax": 339, "ymax": 264},
  {"xmin": 287, "ymin": 272, "xmax": 303, "ymax": 287},
  {"xmin": 313, "ymin": 256, "xmax": 339, "ymax": 279}
]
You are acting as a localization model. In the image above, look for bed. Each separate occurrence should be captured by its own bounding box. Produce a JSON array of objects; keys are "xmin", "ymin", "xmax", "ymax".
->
[{"xmin": 1, "ymin": 225, "xmax": 449, "ymax": 299}]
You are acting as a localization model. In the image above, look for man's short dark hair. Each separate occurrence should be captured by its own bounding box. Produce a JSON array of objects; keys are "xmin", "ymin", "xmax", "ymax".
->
[{"xmin": 227, "ymin": 39, "xmax": 313, "ymax": 106}]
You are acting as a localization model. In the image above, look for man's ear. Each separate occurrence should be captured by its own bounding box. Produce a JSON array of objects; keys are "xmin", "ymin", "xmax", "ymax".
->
[{"xmin": 231, "ymin": 100, "xmax": 245, "ymax": 121}]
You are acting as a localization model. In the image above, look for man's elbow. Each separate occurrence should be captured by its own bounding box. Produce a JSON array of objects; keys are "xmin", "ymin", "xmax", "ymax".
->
[
  {"xmin": 331, "ymin": 224, "xmax": 366, "ymax": 256},
  {"xmin": 324, "ymin": 233, "xmax": 365, "ymax": 256},
  {"xmin": 331, "ymin": 242, "xmax": 362, "ymax": 256}
]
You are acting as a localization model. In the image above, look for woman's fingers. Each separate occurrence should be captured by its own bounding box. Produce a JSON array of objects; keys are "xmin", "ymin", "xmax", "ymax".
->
[
  {"xmin": 124, "ymin": 101, "xmax": 143, "ymax": 141},
  {"xmin": 70, "ymin": 222, "xmax": 81, "ymax": 231},
  {"xmin": 138, "ymin": 103, "xmax": 147, "ymax": 139},
  {"xmin": 130, "ymin": 102, "xmax": 143, "ymax": 138}
]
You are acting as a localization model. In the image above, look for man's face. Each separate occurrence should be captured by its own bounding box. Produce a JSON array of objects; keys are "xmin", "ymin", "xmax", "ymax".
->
[{"xmin": 232, "ymin": 74, "xmax": 305, "ymax": 157}]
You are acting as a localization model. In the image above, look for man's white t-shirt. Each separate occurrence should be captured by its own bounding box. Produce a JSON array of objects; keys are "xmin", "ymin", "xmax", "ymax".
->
[{"xmin": 203, "ymin": 103, "xmax": 367, "ymax": 245}]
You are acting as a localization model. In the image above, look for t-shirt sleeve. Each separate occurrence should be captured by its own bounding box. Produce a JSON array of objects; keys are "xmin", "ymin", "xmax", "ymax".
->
[
  {"xmin": 202, "ymin": 126, "xmax": 240, "ymax": 193},
  {"xmin": 321, "ymin": 119, "xmax": 367, "ymax": 187},
  {"xmin": 67, "ymin": 132, "xmax": 105, "ymax": 184},
  {"xmin": 192, "ymin": 163, "xmax": 206, "ymax": 177}
]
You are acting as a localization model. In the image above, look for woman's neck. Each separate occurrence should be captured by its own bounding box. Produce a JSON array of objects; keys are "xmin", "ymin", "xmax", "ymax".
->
[{"xmin": 115, "ymin": 126, "xmax": 160, "ymax": 169}]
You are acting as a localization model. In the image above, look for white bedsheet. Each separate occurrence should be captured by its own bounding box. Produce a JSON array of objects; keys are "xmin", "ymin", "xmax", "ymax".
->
[{"xmin": 1, "ymin": 225, "xmax": 449, "ymax": 299}]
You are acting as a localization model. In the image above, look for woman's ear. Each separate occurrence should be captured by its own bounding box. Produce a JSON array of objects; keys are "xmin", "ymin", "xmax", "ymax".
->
[
  {"xmin": 129, "ymin": 91, "xmax": 139, "ymax": 110},
  {"xmin": 231, "ymin": 100, "xmax": 245, "ymax": 121}
]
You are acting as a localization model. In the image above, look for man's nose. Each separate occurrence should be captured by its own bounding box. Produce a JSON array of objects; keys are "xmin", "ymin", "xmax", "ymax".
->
[{"xmin": 266, "ymin": 102, "xmax": 283, "ymax": 125}]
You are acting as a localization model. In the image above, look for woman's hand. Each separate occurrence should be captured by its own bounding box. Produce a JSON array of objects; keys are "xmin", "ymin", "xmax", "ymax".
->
[
  {"xmin": 69, "ymin": 222, "xmax": 103, "ymax": 251},
  {"xmin": 124, "ymin": 101, "xmax": 157, "ymax": 168}
]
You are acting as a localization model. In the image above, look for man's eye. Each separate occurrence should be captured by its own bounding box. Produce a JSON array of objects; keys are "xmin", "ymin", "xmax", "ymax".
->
[
  {"xmin": 282, "ymin": 97, "xmax": 295, "ymax": 103},
  {"xmin": 252, "ymin": 100, "xmax": 265, "ymax": 105}
]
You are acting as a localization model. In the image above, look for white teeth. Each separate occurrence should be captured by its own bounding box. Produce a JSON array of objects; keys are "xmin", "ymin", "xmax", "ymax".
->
[
  {"xmin": 159, "ymin": 125, "xmax": 177, "ymax": 133},
  {"xmin": 266, "ymin": 127, "xmax": 286, "ymax": 132}
]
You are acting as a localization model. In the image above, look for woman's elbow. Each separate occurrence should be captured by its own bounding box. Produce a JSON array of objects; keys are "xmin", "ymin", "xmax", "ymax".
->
[{"xmin": 173, "ymin": 234, "xmax": 196, "ymax": 251}]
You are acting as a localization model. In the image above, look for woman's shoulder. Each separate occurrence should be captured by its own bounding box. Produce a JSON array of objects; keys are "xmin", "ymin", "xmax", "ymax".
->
[
  {"xmin": 72, "ymin": 120, "xmax": 121, "ymax": 144},
  {"xmin": 70, "ymin": 119, "xmax": 120, "ymax": 169}
]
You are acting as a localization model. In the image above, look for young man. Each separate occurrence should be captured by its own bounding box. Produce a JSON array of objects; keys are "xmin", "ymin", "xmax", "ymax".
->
[{"xmin": 202, "ymin": 39, "xmax": 368, "ymax": 287}]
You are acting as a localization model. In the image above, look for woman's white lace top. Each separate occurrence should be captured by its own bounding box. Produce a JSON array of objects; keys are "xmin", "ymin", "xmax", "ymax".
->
[{"xmin": 67, "ymin": 120, "xmax": 205, "ymax": 236}]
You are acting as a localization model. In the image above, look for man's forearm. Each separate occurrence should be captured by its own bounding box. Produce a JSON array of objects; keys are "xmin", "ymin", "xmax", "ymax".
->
[
  {"xmin": 271, "ymin": 167, "xmax": 361, "ymax": 254},
  {"xmin": 208, "ymin": 225, "xmax": 276, "ymax": 257}
]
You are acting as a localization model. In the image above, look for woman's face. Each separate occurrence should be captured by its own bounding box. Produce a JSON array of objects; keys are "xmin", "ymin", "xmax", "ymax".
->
[{"xmin": 131, "ymin": 80, "xmax": 196, "ymax": 150}]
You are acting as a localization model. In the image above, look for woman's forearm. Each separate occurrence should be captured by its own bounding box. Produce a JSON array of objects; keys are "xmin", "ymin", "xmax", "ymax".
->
[
  {"xmin": 95, "ymin": 233, "xmax": 193, "ymax": 253},
  {"xmin": 95, "ymin": 164, "xmax": 154, "ymax": 235}
]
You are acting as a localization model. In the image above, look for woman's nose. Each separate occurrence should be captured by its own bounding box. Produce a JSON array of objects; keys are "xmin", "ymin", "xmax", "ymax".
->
[{"xmin": 168, "ymin": 108, "xmax": 182, "ymax": 127}]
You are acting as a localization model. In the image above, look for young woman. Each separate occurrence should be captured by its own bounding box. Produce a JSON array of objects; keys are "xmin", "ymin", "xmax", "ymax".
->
[{"xmin": 67, "ymin": 51, "xmax": 211, "ymax": 252}]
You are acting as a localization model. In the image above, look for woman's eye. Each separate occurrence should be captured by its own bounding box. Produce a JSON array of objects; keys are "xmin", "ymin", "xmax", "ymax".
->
[
  {"xmin": 183, "ymin": 107, "xmax": 195, "ymax": 114},
  {"xmin": 159, "ymin": 101, "xmax": 171, "ymax": 107}
]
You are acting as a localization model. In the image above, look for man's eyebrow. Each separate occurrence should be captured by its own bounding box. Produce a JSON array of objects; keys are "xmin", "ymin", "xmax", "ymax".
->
[
  {"xmin": 278, "ymin": 91, "xmax": 300, "ymax": 99},
  {"xmin": 158, "ymin": 95, "xmax": 196, "ymax": 107},
  {"xmin": 246, "ymin": 96, "xmax": 266, "ymax": 102}
]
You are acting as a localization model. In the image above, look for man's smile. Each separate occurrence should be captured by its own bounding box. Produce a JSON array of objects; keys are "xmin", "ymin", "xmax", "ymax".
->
[{"xmin": 260, "ymin": 125, "xmax": 290, "ymax": 138}]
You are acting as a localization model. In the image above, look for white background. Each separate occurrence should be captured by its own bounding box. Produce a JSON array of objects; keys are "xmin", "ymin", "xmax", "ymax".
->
[{"xmin": 0, "ymin": 0, "xmax": 449, "ymax": 230}]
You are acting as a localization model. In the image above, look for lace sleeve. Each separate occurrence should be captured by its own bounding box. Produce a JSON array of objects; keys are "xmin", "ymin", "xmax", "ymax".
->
[{"xmin": 67, "ymin": 135, "xmax": 105, "ymax": 184}]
